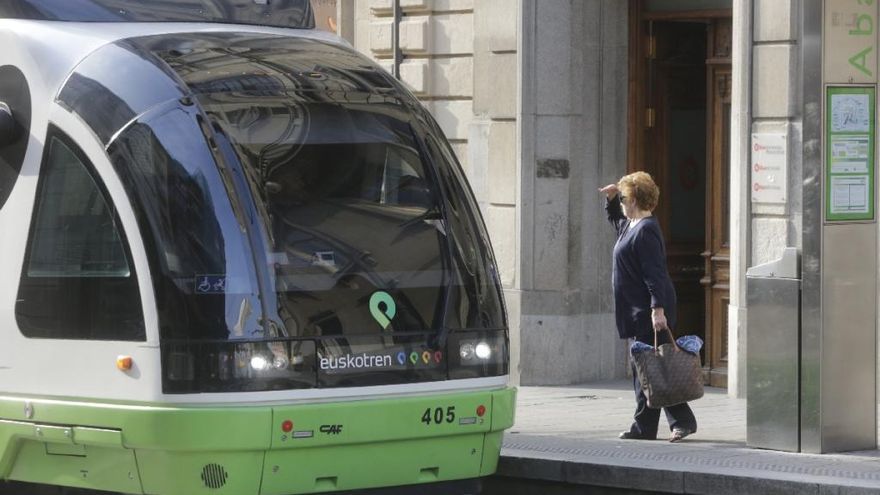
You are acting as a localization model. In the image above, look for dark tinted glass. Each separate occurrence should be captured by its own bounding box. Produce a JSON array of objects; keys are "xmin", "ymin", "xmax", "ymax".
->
[
  {"xmin": 423, "ymin": 132, "xmax": 506, "ymax": 331},
  {"xmin": 0, "ymin": 0, "xmax": 314, "ymax": 29},
  {"xmin": 163, "ymin": 339, "xmax": 318, "ymax": 393},
  {"xmin": 107, "ymin": 101, "xmax": 264, "ymax": 341},
  {"xmin": 202, "ymin": 96, "xmax": 448, "ymax": 338},
  {"xmin": 16, "ymin": 132, "xmax": 144, "ymax": 340},
  {"xmin": 317, "ymin": 335, "xmax": 447, "ymax": 387},
  {"xmin": 57, "ymin": 42, "xmax": 185, "ymax": 146}
]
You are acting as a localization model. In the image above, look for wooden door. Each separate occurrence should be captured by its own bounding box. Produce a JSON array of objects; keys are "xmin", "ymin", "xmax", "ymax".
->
[{"xmin": 628, "ymin": 3, "xmax": 732, "ymax": 386}]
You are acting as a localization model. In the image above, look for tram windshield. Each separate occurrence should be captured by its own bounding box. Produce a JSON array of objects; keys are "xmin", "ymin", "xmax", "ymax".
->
[
  {"xmin": 204, "ymin": 97, "xmax": 449, "ymax": 338},
  {"xmin": 109, "ymin": 96, "xmax": 507, "ymax": 338},
  {"xmin": 107, "ymin": 95, "xmax": 507, "ymax": 390}
]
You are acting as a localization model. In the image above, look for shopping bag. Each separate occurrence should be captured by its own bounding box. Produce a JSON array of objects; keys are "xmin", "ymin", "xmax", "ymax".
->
[{"xmin": 631, "ymin": 328, "xmax": 704, "ymax": 408}]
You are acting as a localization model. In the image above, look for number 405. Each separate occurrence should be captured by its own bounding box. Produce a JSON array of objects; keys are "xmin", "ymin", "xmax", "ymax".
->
[{"xmin": 421, "ymin": 406, "xmax": 455, "ymax": 425}]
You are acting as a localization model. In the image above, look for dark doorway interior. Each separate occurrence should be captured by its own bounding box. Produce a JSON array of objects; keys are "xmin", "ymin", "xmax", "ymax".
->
[{"xmin": 648, "ymin": 20, "xmax": 708, "ymax": 350}]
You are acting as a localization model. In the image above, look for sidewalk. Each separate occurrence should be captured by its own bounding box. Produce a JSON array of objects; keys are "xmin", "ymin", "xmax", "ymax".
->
[{"xmin": 496, "ymin": 381, "xmax": 880, "ymax": 494}]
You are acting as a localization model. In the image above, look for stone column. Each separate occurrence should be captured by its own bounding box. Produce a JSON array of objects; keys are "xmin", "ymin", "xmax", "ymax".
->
[{"xmin": 516, "ymin": 0, "xmax": 629, "ymax": 385}]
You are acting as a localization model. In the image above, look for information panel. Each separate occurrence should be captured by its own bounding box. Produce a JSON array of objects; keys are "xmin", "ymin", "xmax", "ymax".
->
[
  {"xmin": 826, "ymin": 86, "xmax": 875, "ymax": 221},
  {"xmin": 751, "ymin": 133, "xmax": 787, "ymax": 204}
]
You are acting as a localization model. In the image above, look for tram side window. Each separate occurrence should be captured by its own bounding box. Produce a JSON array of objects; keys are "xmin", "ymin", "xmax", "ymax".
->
[{"xmin": 15, "ymin": 132, "xmax": 145, "ymax": 341}]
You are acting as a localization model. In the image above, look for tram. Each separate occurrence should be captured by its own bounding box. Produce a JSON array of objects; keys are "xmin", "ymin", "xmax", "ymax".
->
[{"xmin": 0, "ymin": 1, "xmax": 514, "ymax": 494}]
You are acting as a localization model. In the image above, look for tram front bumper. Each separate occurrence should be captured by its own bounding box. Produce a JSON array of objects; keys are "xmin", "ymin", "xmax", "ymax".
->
[{"xmin": 0, "ymin": 386, "xmax": 516, "ymax": 495}]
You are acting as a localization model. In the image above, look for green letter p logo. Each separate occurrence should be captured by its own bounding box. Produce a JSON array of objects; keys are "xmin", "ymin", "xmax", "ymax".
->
[{"xmin": 369, "ymin": 291, "xmax": 396, "ymax": 330}]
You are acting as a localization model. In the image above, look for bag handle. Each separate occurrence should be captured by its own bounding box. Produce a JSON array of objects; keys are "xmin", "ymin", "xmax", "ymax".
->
[{"xmin": 653, "ymin": 326, "xmax": 681, "ymax": 352}]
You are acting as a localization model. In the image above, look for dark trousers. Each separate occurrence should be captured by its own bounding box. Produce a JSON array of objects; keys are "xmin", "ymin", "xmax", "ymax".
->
[{"xmin": 627, "ymin": 331, "xmax": 697, "ymax": 439}]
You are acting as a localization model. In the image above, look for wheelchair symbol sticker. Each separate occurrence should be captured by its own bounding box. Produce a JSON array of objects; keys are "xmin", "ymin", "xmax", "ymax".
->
[{"xmin": 196, "ymin": 275, "xmax": 227, "ymax": 294}]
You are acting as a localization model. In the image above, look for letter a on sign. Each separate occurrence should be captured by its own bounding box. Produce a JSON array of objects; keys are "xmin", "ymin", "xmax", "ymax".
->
[{"xmin": 850, "ymin": 46, "xmax": 874, "ymax": 77}]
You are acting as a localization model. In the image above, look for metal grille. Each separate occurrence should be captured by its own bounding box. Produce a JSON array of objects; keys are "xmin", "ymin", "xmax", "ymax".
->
[{"xmin": 201, "ymin": 463, "xmax": 228, "ymax": 489}]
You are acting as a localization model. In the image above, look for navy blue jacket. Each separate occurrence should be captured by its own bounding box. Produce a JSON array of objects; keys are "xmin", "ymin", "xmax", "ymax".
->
[{"xmin": 606, "ymin": 196, "xmax": 677, "ymax": 339}]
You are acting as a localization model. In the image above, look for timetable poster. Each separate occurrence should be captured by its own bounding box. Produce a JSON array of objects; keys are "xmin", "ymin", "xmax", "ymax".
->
[{"xmin": 826, "ymin": 86, "xmax": 875, "ymax": 221}]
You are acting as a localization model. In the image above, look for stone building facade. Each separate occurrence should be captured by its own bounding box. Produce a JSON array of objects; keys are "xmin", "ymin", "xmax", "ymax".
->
[{"xmin": 334, "ymin": 1, "xmax": 826, "ymax": 401}]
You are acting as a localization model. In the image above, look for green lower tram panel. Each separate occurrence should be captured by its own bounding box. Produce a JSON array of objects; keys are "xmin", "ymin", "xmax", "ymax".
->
[{"xmin": 0, "ymin": 387, "xmax": 516, "ymax": 495}]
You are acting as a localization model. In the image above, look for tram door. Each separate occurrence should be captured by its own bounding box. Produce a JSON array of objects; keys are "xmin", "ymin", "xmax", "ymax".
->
[{"xmin": 628, "ymin": 3, "xmax": 732, "ymax": 387}]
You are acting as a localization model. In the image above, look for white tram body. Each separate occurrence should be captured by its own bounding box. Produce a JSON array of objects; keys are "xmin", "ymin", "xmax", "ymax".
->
[{"xmin": 0, "ymin": 2, "xmax": 514, "ymax": 494}]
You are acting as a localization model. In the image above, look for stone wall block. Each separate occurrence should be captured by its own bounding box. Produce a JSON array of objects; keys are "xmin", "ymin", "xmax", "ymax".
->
[
  {"xmin": 432, "ymin": 57, "xmax": 473, "ymax": 97},
  {"xmin": 536, "ymin": 0, "xmax": 572, "ymax": 115},
  {"xmin": 433, "ymin": 0, "xmax": 474, "ymax": 12},
  {"xmin": 401, "ymin": 0, "xmax": 433, "ymax": 11},
  {"xmin": 487, "ymin": 205, "xmax": 516, "ymax": 288},
  {"xmin": 369, "ymin": 18, "xmax": 394, "ymax": 54},
  {"xmin": 488, "ymin": 52, "xmax": 517, "ymax": 119},
  {"xmin": 752, "ymin": 217, "xmax": 789, "ymax": 266},
  {"xmin": 475, "ymin": 0, "xmax": 517, "ymax": 52},
  {"xmin": 754, "ymin": 0, "xmax": 795, "ymax": 42},
  {"xmin": 753, "ymin": 45, "xmax": 794, "ymax": 118},
  {"xmin": 535, "ymin": 116, "xmax": 571, "ymax": 160},
  {"xmin": 400, "ymin": 59, "xmax": 429, "ymax": 94},
  {"xmin": 400, "ymin": 16, "xmax": 431, "ymax": 54},
  {"xmin": 519, "ymin": 312, "xmax": 625, "ymax": 385},
  {"xmin": 533, "ymin": 178, "xmax": 570, "ymax": 290},
  {"xmin": 488, "ymin": 121, "xmax": 517, "ymax": 205},
  {"xmin": 427, "ymin": 100, "xmax": 472, "ymax": 141},
  {"xmin": 519, "ymin": 316, "xmax": 579, "ymax": 384},
  {"xmin": 472, "ymin": 44, "xmax": 491, "ymax": 115},
  {"xmin": 432, "ymin": 13, "xmax": 474, "ymax": 55},
  {"xmin": 370, "ymin": 0, "xmax": 392, "ymax": 14},
  {"xmin": 355, "ymin": 18, "xmax": 371, "ymax": 52},
  {"xmin": 468, "ymin": 120, "xmax": 491, "ymax": 206}
]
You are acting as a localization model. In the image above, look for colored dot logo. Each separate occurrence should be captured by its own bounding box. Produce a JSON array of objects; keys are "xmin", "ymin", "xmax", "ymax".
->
[
  {"xmin": 369, "ymin": 291, "xmax": 397, "ymax": 330},
  {"xmin": 395, "ymin": 350, "xmax": 443, "ymax": 367}
]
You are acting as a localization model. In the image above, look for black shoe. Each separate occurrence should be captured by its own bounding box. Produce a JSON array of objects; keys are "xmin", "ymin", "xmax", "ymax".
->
[{"xmin": 618, "ymin": 430, "xmax": 655, "ymax": 440}]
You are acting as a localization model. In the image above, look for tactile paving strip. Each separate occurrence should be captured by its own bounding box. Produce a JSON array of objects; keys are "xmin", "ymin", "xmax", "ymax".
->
[{"xmin": 503, "ymin": 434, "xmax": 880, "ymax": 482}]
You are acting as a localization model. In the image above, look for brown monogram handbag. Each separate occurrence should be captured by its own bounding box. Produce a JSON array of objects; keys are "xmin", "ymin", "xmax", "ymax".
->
[{"xmin": 632, "ymin": 327, "xmax": 704, "ymax": 408}]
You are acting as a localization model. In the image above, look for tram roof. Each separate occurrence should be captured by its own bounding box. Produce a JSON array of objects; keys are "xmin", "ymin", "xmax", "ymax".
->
[{"xmin": 0, "ymin": 0, "xmax": 314, "ymax": 29}]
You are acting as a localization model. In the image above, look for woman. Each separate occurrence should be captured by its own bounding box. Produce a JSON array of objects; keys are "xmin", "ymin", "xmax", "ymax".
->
[{"xmin": 599, "ymin": 171, "xmax": 697, "ymax": 442}]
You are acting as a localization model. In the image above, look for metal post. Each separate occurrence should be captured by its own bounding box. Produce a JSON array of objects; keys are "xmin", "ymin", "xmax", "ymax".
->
[
  {"xmin": 799, "ymin": 0, "xmax": 823, "ymax": 455},
  {"xmin": 392, "ymin": 0, "xmax": 402, "ymax": 79}
]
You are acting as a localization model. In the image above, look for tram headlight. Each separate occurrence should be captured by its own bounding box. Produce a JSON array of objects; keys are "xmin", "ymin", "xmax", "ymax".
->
[
  {"xmin": 474, "ymin": 342, "xmax": 492, "ymax": 360},
  {"xmin": 250, "ymin": 355, "xmax": 269, "ymax": 371},
  {"xmin": 459, "ymin": 341, "xmax": 494, "ymax": 361},
  {"xmin": 273, "ymin": 355, "xmax": 289, "ymax": 370},
  {"xmin": 448, "ymin": 332, "xmax": 508, "ymax": 379},
  {"xmin": 459, "ymin": 343, "xmax": 475, "ymax": 360}
]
